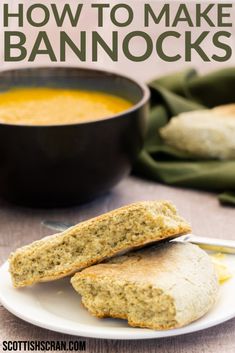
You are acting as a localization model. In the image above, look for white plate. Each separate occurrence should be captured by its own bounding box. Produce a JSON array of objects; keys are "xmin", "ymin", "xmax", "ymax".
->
[{"xmin": 0, "ymin": 256, "xmax": 235, "ymax": 340}]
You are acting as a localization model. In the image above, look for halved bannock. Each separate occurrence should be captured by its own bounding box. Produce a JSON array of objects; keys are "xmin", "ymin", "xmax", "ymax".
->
[
  {"xmin": 9, "ymin": 201, "xmax": 191, "ymax": 288},
  {"xmin": 71, "ymin": 243, "xmax": 219, "ymax": 330}
]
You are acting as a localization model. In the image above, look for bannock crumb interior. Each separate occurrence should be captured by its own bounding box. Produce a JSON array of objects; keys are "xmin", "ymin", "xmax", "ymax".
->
[
  {"xmin": 71, "ymin": 242, "xmax": 219, "ymax": 330},
  {"xmin": 9, "ymin": 201, "xmax": 191, "ymax": 288}
]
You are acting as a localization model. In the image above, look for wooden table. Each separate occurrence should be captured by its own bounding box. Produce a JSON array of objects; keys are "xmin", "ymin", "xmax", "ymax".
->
[{"xmin": 1, "ymin": 175, "xmax": 235, "ymax": 352}]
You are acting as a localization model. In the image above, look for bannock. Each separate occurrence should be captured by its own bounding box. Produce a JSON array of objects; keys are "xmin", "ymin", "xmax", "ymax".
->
[
  {"xmin": 160, "ymin": 106, "xmax": 235, "ymax": 160},
  {"xmin": 71, "ymin": 242, "xmax": 219, "ymax": 330},
  {"xmin": 9, "ymin": 201, "xmax": 191, "ymax": 288}
]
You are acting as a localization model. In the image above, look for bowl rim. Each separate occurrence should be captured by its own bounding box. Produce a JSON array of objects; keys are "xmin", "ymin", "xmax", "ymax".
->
[{"xmin": 0, "ymin": 65, "xmax": 150, "ymax": 128}]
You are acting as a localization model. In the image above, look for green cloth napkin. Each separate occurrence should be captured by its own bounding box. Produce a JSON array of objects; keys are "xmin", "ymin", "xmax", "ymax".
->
[{"xmin": 134, "ymin": 68, "xmax": 235, "ymax": 206}]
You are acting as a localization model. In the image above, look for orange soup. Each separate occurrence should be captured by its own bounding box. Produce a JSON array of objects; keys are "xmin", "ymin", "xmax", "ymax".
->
[{"xmin": 0, "ymin": 88, "xmax": 132, "ymax": 125}]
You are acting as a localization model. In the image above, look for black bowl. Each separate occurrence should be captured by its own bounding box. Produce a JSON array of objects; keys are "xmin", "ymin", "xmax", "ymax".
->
[{"xmin": 0, "ymin": 67, "xmax": 150, "ymax": 207}]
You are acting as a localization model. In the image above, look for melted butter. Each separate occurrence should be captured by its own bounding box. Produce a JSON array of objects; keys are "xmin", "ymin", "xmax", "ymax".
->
[
  {"xmin": 0, "ymin": 87, "xmax": 132, "ymax": 126},
  {"xmin": 210, "ymin": 253, "xmax": 232, "ymax": 284}
]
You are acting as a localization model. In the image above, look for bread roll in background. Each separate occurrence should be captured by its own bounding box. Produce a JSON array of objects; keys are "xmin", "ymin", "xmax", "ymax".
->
[{"xmin": 160, "ymin": 104, "xmax": 235, "ymax": 160}]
